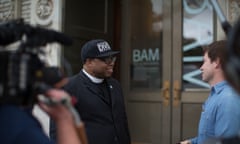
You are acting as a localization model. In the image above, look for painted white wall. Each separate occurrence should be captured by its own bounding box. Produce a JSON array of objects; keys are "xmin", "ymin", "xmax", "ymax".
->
[{"xmin": 30, "ymin": 0, "xmax": 64, "ymax": 136}]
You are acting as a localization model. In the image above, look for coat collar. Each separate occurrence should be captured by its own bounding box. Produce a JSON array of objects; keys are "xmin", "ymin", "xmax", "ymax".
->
[
  {"xmin": 82, "ymin": 69, "xmax": 104, "ymax": 83},
  {"xmin": 79, "ymin": 71, "xmax": 115, "ymax": 106}
]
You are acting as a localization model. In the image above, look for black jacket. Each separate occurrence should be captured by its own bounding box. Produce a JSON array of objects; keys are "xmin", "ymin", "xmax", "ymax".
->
[{"xmin": 64, "ymin": 70, "xmax": 130, "ymax": 144}]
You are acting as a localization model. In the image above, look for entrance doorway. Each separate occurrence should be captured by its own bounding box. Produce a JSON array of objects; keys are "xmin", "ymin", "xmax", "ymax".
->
[{"xmin": 121, "ymin": 0, "xmax": 214, "ymax": 143}]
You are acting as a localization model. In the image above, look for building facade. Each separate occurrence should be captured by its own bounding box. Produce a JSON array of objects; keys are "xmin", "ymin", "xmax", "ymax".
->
[{"xmin": 1, "ymin": 0, "xmax": 240, "ymax": 144}]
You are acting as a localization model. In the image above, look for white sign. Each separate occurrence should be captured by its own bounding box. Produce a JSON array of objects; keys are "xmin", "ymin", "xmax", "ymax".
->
[{"xmin": 133, "ymin": 48, "xmax": 159, "ymax": 62}]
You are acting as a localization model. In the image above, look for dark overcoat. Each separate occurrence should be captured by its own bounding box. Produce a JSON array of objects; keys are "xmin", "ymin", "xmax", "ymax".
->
[{"xmin": 64, "ymin": 70, "xmax": 131, "ymax": 144}]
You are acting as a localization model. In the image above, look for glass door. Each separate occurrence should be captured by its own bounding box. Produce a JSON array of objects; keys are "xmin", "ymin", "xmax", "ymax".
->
[
  {"xmin": 172, "ymin": 0, "xmax": 213, "ymax": 143},
  {"xmin": 121, "ymin": 0, "xmax": 172, "ymax": 143},
  {"xmin": 121, "ymin": 0, "xmax": 215, "ymax": 144}
]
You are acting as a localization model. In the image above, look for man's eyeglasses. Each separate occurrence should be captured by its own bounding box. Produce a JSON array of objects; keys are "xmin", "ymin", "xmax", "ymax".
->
[{"xmin": 97, "ymin": 56, "xmax": 117, "ymax": 64}]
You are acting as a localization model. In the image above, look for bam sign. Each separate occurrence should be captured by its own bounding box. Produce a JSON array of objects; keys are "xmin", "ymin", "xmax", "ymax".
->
[{"xmin": 133, "ymin": 48, "xmax": 159, "ymax": 62}]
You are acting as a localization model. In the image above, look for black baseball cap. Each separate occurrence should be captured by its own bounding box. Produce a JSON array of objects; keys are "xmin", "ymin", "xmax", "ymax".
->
[{"xmin": 81, "ymin": 39, "xmax": 119, "ymax": 62}]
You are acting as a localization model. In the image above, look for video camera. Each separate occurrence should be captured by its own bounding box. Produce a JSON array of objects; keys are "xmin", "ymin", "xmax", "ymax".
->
[{"xmin": 0, "ymin": 19, "xmax": 72, "ymax": 106}]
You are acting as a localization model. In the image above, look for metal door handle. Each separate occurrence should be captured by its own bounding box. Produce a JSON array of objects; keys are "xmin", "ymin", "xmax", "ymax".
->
[
  {"xmin": 173, "ymin": 80, "xmax": 181, "ymax": 107},
  {"xmin": 162, "ymin": 81, "xmax": 170, "ymax": 106}
]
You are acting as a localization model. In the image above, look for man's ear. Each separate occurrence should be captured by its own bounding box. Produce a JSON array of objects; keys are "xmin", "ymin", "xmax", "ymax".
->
[
  {"xmin": 214, "ymin": 58, "xmax": 221, "ymax": 68},
  {"xmin": 85, "ymin": 58, "xmax": 92, "ymax": 64},
  {"xmin": 85, "ymin": 58, "xmax": 96, "ymax": 68}
]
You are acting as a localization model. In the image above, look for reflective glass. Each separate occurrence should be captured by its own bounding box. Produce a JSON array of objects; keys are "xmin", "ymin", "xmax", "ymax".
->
[
  {"xmin": 182, "ymin": 0, "xmax": 213, "ymax": 89},
  {"xmin": 130, "ymin": 0, "xmax": 163, "ymax": 90}
]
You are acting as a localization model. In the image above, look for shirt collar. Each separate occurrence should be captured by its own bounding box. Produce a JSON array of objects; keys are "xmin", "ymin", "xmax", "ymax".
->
[
  {"xmin": 211, "ymin": 81, "xmax": 227, "ymax": 95},
  {"xmin": 82, "ymin": 69, "xmax": 104, "ymax": 84}
]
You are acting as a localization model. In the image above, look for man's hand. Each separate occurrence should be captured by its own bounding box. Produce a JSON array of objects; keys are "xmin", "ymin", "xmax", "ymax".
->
[
  {"xmin": 38, "ymin": 89, "xmax": 73, "ymax": 122},
  {"xmin": 38, "ymin": 89, "xmax": 82, "ymax": 144},
  {"xmin": 179, "ymin": 140, "xmax": 191, "ymax": 144}
]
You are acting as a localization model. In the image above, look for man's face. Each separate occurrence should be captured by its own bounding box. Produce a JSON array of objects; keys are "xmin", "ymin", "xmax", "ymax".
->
[
  {"xmin": 200, "ymin": 52, "xmax": 215, "ymax": 83},
  {"xmin": 87, "ymin": 56, "xmax": 116, "ymax": 78}
]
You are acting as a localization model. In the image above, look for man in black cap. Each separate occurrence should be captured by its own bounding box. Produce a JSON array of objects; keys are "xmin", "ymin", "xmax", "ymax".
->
[{"xmin": 64, "ymin": 39, "xmax": 131, "ymax": 144}]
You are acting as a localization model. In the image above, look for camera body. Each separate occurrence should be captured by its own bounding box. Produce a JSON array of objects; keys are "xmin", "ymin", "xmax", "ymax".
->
[
  {"xmin": 0, "ymin": 19, "xmax": 72, "ymax": 106},
  {"xmin": 0, "ymin": 50, "xmax": 44, "ymax": 105}
]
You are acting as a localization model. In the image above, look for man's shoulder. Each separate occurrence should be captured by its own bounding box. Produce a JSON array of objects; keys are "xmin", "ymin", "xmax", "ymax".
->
[
  {"xmin": 0, "ymin": 105, "xmax": 25, "ymax": 116},
  {"xmin": 222, "ymin": 83, "xmax": 240, "ymax": 97},
  {"xmin": 64, "ymin": 72, "xmax": 91, "ymax": 94},
  {"xmin": 0, "ymin": 105, "xmax": 38, "ymax": 128},
  {"xmin": 68, "ymin": 72, "xmax": 85, "ymax": 83},
  {"xmin": 218, "ymin": 85, "xmax": 240, "ymax": 105}
]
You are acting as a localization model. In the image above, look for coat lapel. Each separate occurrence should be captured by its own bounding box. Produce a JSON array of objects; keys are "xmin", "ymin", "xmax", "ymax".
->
[
  {"xmin": 80, "ymin": 71, "xmax": 111, "ymax": 105},
  {"xmin": 106, "ymin": 80, "xmax": 115, "ymax": 108}
]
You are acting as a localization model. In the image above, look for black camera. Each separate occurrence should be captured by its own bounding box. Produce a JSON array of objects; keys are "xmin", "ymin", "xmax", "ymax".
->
[{"xmin": 0, "ymin": 19, "xmax": 72, "ymax": 106}]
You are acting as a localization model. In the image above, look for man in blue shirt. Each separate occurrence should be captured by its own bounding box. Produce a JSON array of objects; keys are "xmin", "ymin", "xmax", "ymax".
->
[{"xmin": 180, "ymin": 40, "xmax": 240, "ymax": 144}]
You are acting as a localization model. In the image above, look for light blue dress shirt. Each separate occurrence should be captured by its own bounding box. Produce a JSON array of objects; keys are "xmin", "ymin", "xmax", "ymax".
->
[{"xmin": 190, "ymin": 81, "xmax": 240, "ymax": 144}]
